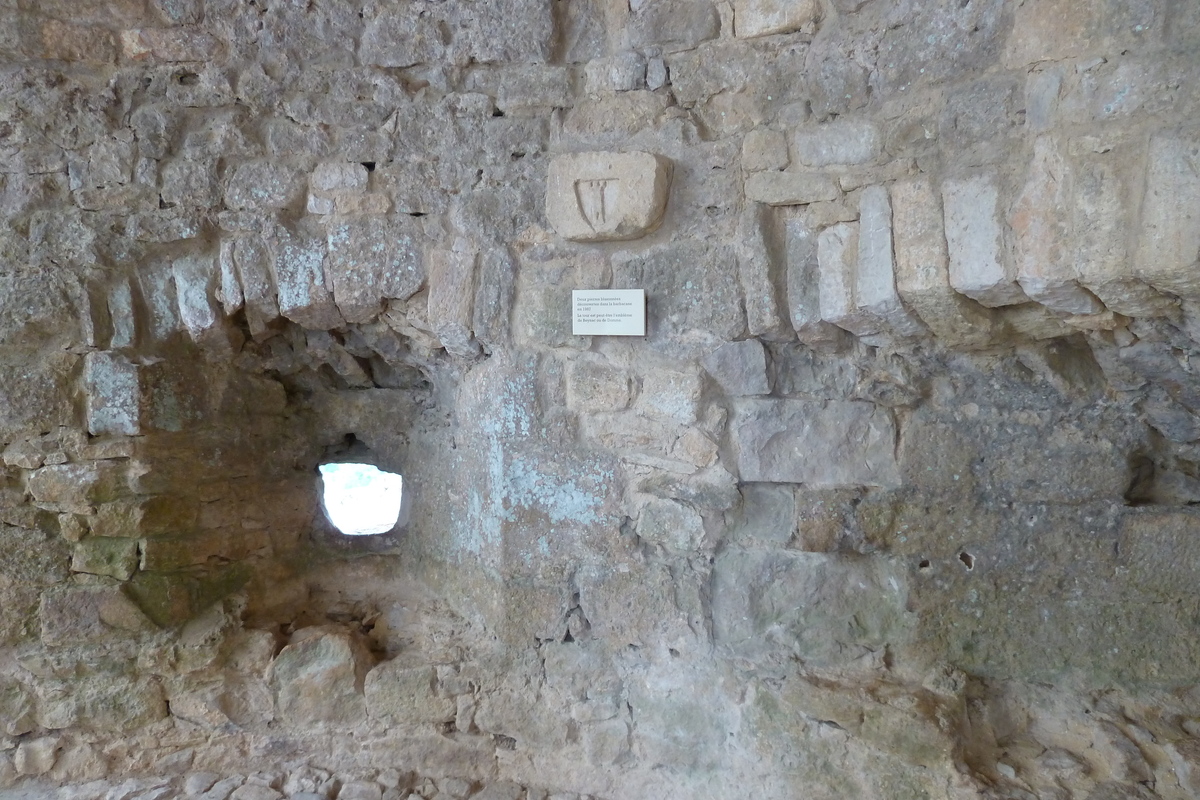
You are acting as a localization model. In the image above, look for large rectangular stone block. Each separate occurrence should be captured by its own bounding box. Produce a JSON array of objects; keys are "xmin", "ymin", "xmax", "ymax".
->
[
  {"xmin": 1135, "ymin": 135, "xmax": 1200, "ymax": 301},
  {"xmin": 546, "ymin": 152, "xmax": 671, "ymax": 242},
  {"xmin": 84, "ymin": 352, "xmax": 140, "ymax": 436},
  {"xmin": 856, "ymin": 185, "xmax": 926, "ymax": 337},
  {"xmin": 730, "ymin": 398, "xmax": 900, "ymax": 487},
  {"xmin": 792, "ymin": 120, "xmax": 881, "ymax": 167},
  {"xmin": 783, "ymin": 210, "xmax": 844, "ymax": 346},
  {"xmin": 736, "ymin": 205, "xmax": 792, "ymax": 340},
  {"xmin": 327, "ymin": 220, "xmax": 424, "ymax": 324},
  {"xmin": 733, "ymin": 0, "xmax": 820, "ymax": 38},
  {"xmin": 427, "ymin": 249, "xmax": 478, "ymax": 358},
  {"xmin": 818, "ymin": 222, "xmax": 883, "ymax": 339},
  {"xmin": 268, "ymin": 225, "xmax": 344, "ymax": 330},
  {"xmin": 1072, "ymin": 152, "xmax": 1175, "ymax": 317},
  {"xmin": 891, "ymin": 178, "xmax": 998, "ymax": 349},
  {"xmin": 172, "ymin": 253, "xmax": 221, "ymax": 341},
  {"xmin": 745, "ymin": 171, "xmax": 840, "ymax": 206},
  {"xmin": 1010, "ymin": 138, "xmax": 1105, "ymax": 315},
  {"xmin": 943, "ymin": 175, "xmax": 1028, "ymax": 307}
]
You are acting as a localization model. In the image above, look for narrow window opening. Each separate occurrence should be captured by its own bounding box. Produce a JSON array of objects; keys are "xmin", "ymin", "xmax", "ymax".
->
[{"xmin": 319, "ymin": 462, "xmax": 404, "ymax": 536}]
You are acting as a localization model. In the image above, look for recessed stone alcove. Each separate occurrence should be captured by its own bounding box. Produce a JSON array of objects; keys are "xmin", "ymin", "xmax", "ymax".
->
[{"xmin": 1, "ymin": 0, "xmax": 1200, "ymax": 798}]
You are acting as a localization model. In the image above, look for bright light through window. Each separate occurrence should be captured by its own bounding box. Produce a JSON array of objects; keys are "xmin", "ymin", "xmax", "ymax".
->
[{"xmin": 319, "ymin": 463, "xmax": 404, "ymax": 536}]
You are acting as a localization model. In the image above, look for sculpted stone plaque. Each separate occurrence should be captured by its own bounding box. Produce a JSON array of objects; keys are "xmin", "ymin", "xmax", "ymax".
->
[
  {"xmin": 547, "ymin": 152, "xmax": 671, "ymax": 242},
  {"xmin": 572, "ymin": 289, "xmax": 646, "ymax": 336}
]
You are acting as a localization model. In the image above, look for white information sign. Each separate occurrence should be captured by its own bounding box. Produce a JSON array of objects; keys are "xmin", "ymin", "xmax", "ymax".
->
[{"xmin": 572, "ymin": 289, "xmax": 646, "ymax": 336}]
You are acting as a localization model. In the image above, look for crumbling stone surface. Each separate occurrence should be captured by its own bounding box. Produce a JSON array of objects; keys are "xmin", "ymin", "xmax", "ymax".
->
[{"xmin": 1, "ymin": 1, "xmax": 1200, "ymax": 799}]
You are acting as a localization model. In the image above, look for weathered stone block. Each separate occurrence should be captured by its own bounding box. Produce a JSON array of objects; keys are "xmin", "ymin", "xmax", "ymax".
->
[
  {"xmin": 84, "ymin": 352, "xmax": 140, "ymax": 436},
  {"xmin": 891, "ymin": 178, "xmax": 998, "ymax": 348},
  {"xmin": 230, "ymin": 235, "xmax": 281, "ymax": 334},
  {"xmin": 857, "ymin": 185, "xmax": 926, "ymax": 337},
  {"xmin": 737, "ymin": 204, "xmax": 792, "ymax": 340},
  {"xmin": 225, "ymin": 161, "xmax": 303, "ymax": 210},
  {"xmin": 628, "ymin": 0, "xmax": 720, "ymax": 53},
  {"xmin": 1072, "ymin": 152, "xmax": 1175, "ymax": 317},
  {"xmin": 701, "ymin": 339, "xmax": 770, "ymax": 396},
  {"xmin": 268, "ymin": 225, "xmax": 344, "ymax": 330},
  {"xmin": 584, "ymin": 53, "xmax": 646, "ymax": 94},
  {"xmin": 734, "ymin": 0, "xmax": 820, "ymax": 38},
  {"xmin": 566, "ymin": 360, "xmax": 631, "ymax": 412},
  {"xmin": 636, "ymin": 368, "xmax": 704, "ymax": 425},
  {"xmin": 712, "ymin": 549, "xmax": 912, "ymax": 665},
  {"xmin": 13, "ymin": 736, "xmax": 58, "ymax": 777},
  {"xmin": 1135, "ymin": 135, "xmax": 1200, "ymax": 301},
  {"xmin": 745, "ymin": 171, "xmax": 840, "ymax": 206},
  {"xmin": 1004, "ymin": 0, "xmax": 1158, "ymax": 68},
  {"xmin": 121, "ymin": 27, "xmax": 219, "ymax": 61},
  {"xmin": 730, "ymin": 398, "xmax": 900, "ymax": 487},
  {"xmin": 28, "ymin": 463, "xmax": 127, "ymax": 513},
  {"xmin": 311, "ymin": 162, "xmax": 368, "ymax": 192},
  {"xmin": 173, "ymin": 253, "xmax": 222, "ymax": 341},
  {"xmin": 1010, "ymin": 138, "xmax": 1105, "ymax": 315},
  {"xmin": 742, "ymin": 128, "xmax": 789, "ymax": 172},
  {"xmin": 943, "ymin": 175, "xmax": 1028, "ymax": 307},
  {"xmin": 40, "ymin": 19, "xmax": 117, "ymax": 62},
  {"xmin": 818, "ymin": 222, "xmax": 881, "ymax": 339},
  {"xmin": 93, "ymin": 497, "xmax": 198, "ymax": 539},
  {"xmin": 793, "ymin": 120, "xmax": 880, "ymax": 167},
  {"xmin": 267, "ymin": 628, "xmax": 373, "ymax": 725},
  {"xmin": 327, "ymin": 220, "xmax": 424, "ymax": 324},
  {"xmin": 546, "ymin": 152, "xmax": 671, "ymax": 242},
  {"xmin": 427, "ymin": 249, "xmax": 478, "ymax": 358},
  {"xmin": 363, "ymin": 663, "xmax": 455, "ymax": 726},
  {"xmin": 783, "ymin": 210, "xmax": 844, "ymax": 346},
  {"xmin": 71, "ymin": 537, "xmax": 138, "ymax": 581},
  {"xmin": 39, "ymin": 587, "xmax": 156, "ymax": 646},
  {"xmin": 637, "ymin": 498, "xmax": 705, "ymax": 552}
]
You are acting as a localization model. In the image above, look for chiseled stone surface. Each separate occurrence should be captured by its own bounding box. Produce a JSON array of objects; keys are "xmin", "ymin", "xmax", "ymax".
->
[
  {"xmin": 730, "ymin": 398, "xmax": 900, "ymax": 487},
  {"xmin": 943, "ymin": 175, "xmax": 1028, "ymax": 308},
  {"xmin": 545, "ymin": 151, "xmax": 672, "ymax": 242}
]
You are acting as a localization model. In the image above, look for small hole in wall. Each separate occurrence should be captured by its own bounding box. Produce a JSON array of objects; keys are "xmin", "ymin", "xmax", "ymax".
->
[
  {"xmin": 177, "ymin": 72, "xmax": 200, "ymax": 86},
  {"xmin": 319, "ymin": 462, "xmax": 404, "ymax": 536},
  {"xmin": 958, "ymin": 551, "xmax": 975, "ymax": 571},
  {"xmin": 361, "ymin": 161, "xmax": 376, "ymax": 172},
  {"xmin": 918, "ymin": 559, "xmax": 931, "ymax": 570}
]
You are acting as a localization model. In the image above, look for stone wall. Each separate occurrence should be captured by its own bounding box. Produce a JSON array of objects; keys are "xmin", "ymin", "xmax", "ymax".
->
[{"xmin": 1, "ymin": 0, "xmax": 1200, "ymax": 798}]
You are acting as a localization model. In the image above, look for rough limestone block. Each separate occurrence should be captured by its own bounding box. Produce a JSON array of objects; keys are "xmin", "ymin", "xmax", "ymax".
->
[
  {"xmin": 310, "ymin": 162, "xmax": 368, "ymax": 193},
  {"xmin": 173, "ymin": 253, "xmax": 222, "ymax": 341},
  {"xmin": 224, "ymin": 161, "xmax": 303, "ymax": 210},
  {"xmin": 108, "ymin": 279, "xmax": 137, "ymax": 348},
  {"xmin": 363, "ymin": 662, "xmax": 455, "ymax": 726},
  {"xmin": 327, "ymin": 220, "xmax": 424, "ymax": 324},
  {"xmin": 584, "ymin": 52, "xmax": 646, "ymax": 94},
  {"xmin": 701, "ymin": 339, "xmax": 770, "ymax": 396},
  {"xmin": 736, "ymin": 205, "xmax": 792, "ymax": 340},
  {"xmin": 13, "ymin": 736, "xmax": 58, "ymax": 777},
  {"xmin": 628, "ymin": 0, "xmax": 720, "ymax": 53},
  {"xmin": 39, "ymin": 586, "xmax": 155, "ymax": 646},
  {"xmin": 566, "ymin": 360, "xmax": 631, "ymax": 412},
  {"xmin": 216, "ymin": 239, "xmax": 244, "ymax": 316},
  {"xmin": 943, "ymin": 175, "xmax": 1028, "ymax": 307},
  {"xmin": 1135, "ymin": 136, "xmax": 1200, "ymax": 301},
  {"xmin": 890, "ymin": 178, "xmax": 997, "ymax": 349},
  {"xmin": 783, "ymin": 210, "xmax": 844, "ymax": 346},
  {"xmin": 1009, "ymin": 138, "xmax": 1105, "ymax": 315},
  {"xmin": 138, "ymin": 259, "xmax": 182, "ymax": 341},
  {"xmin": 745, "ymin": 171, "xmax": 840, "ymax": 206},
  {"xmin": 1072, "ymin": 154, "xmax": 1174, "ymax": 317},
  {"xmin": 546, "ymin": 152, "xmax": 671, "ymax": 242},
  {"xmin": 638, "ymin": 498, "xmax": 705, "ymax": 552},
  {"xmin": 636, "ymin": 368, "xmax": 704, "ymax": 425},
  {"xmin": 734, "ymin": 0, "xmax": 820, "ymax": 38},
  {"xmin": 730, "ymin": 398, "xmax": 900, "ymax": 487},
  {"xmin": 71, "ymin": 537, "xmax": 139, "ymax": 581},
  {"xmin": 267, "ymin": 628, "xmax": 373, "ymax": 725},
  {"xmin": 742, "ymin": 128, "xmax": 789, "ymax": 172},
  {"xmin": 792, "ymin": 120, "xmax": 881, "ymax": 167},
  {"xmin": 818, "ymin": 222, "xmax": 882, "ymax": 338},
  {"xmin": 85, "ymin": 352, "xmax": 141, "ymax": 436},
  {"xmin": 268, "ymin": 225, "xmax": 344, "ymax": 330},
  {"xmin": 427, "ymin": 249, "xmax": 479, "ymax": 358},
  {"xmin": 856, "ymin": 185, "xmax": 926, "ymax": 337},
  {"xmin": 231, "ymin": 235, "xmax": 281, "ymax": 335}
]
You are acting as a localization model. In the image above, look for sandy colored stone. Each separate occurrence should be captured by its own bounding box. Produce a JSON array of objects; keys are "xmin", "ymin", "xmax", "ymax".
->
[
  {"xmin": 734, "ymin": 0, "xmax": 820, "ymax": 38},
  {"xmin": 546, "ymin": 151, "xmax": 671, "ymax": 242},
  {"xmin": 745, "ymin": 171, "xmax": 841, "ymax": 206},
  {"xmin": 943, "ymin": 175, "xmax": 1028, "ymax": 307}
]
